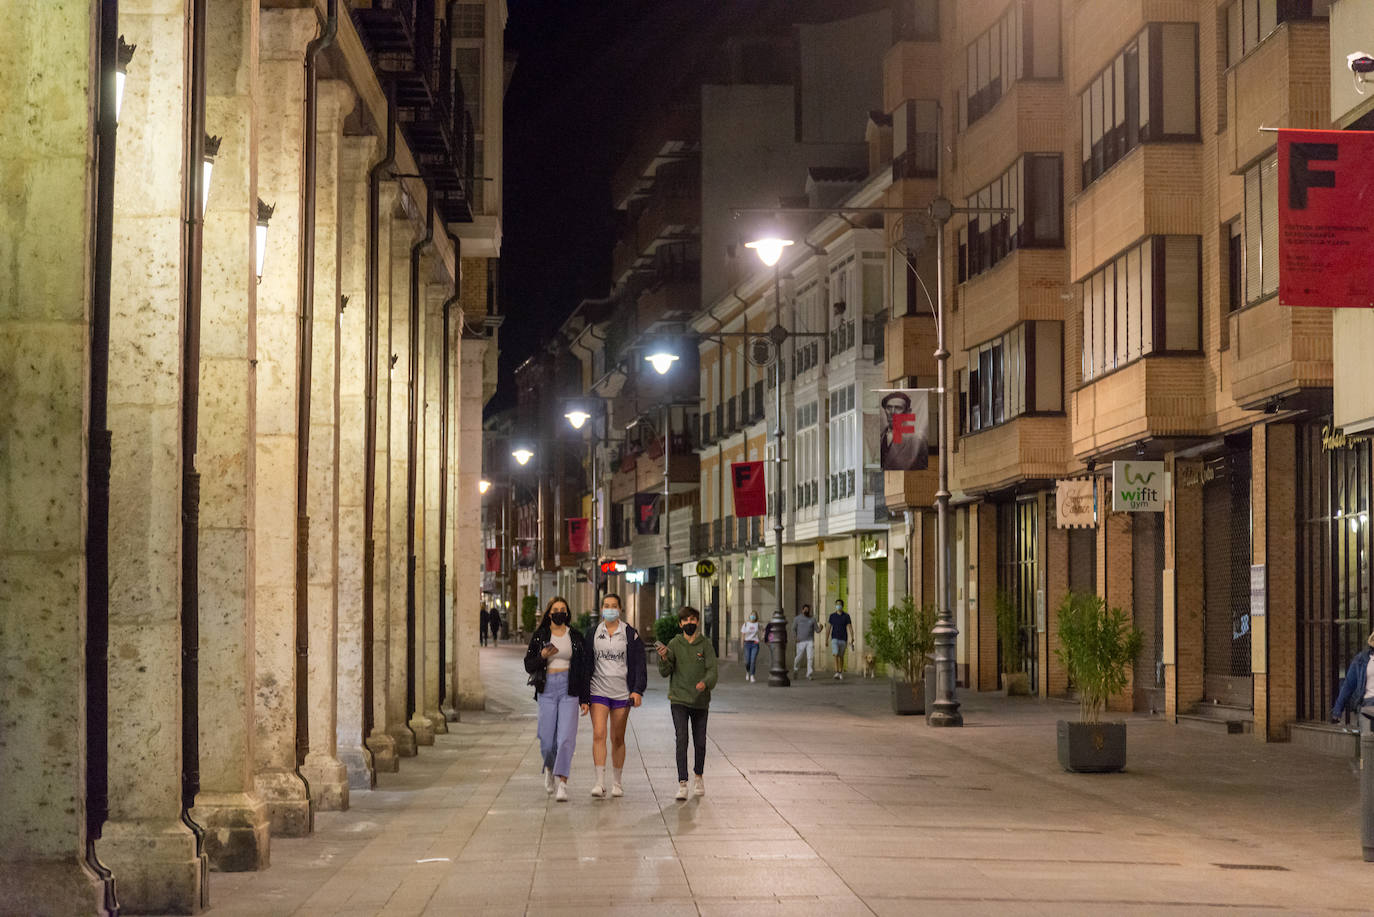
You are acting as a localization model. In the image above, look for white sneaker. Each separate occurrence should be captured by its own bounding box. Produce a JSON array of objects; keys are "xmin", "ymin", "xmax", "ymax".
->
[
  {"xmin": 833, "ymin": 672, "xmax": 840, "ymax": 681},
  {"xmin": 543, "ymin": 767, "xmax": 554, "ymax": 794},
  {"xmin": 693, "ymin": 775, "xmax": 705, "ymax": 797},
  {"xmin": 590, "ymin": 782, "xmax": 605, "ymax": 798},
  {"xmin": 674, "ymin": 781, "xmax": 689, "ymax": 801},
  {"xmin": 555, "ymin": 782, "xmax": 568, "ymax": 802},
  {"xmin": 610, "ymin": 783, "xmax": 624, "ymax": 798}
]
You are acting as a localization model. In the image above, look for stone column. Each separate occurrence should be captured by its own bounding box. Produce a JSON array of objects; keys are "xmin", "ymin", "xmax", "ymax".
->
[
  {"xmin": 422, "ymin": 283, "xmax": 448, "ymax": 732},
  {"xmin": 0, "ymin": 3, "xmax": 114, "ymax": 911},
  {"xmin": 252, "ymin": 7, "xmax": 316, "ymax": 836},
  {"xmin": 455, "ymin": 333, "xmax": 490, "ymax": 709},
  {"xmin": 443, "ymin": 313, "xmax": 460, "ymax": 720},
  {"xmin": 364, "ymin": 180, "xmax": 400, "ymax": 772},
  {"xmin": 336, "ymin": 135, "xmax": 379, "ymax": 789},
  {"xmin": 407, "ymin": 260, "xmax": 436, "ymax": 747},
  {"xmin": 387, "ymin": 206, "xmax": 419, "ymax": 756},
  {"xmin": 190, "ymin": 0, "xmax": 271, "ymax": 873},
  {"xmin": 299, "ymin": 80, "xmax": 355, "ymax": 812}
]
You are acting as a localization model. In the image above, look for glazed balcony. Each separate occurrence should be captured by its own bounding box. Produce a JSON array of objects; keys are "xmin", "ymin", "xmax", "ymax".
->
[
  {"xmin": 1070, "ymin": 356, "xmax": 1209, "ymax": 458},
  {"xmin": 1226, "ymin": 19, "xmax": 1331, "ymax": 174},
  {"xmin": 961, "ymin": 81, "xmax": 1064, "ymax": 193},
  {"xmin": 1226, "ymin": 297, "xmax": 1332, "ymax": 410},
  {"xmin": 958, "ymin": 248, "xmax": 1068, "ymax": 349},
  {"xmin": 954, "ymin": 415, "xmax": 1069, "ymax": 495}
]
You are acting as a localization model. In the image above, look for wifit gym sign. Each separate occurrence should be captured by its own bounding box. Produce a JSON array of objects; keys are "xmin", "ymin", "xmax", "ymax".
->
[{"xmin": 1111, "ymin": 461, "xmax": 1166, "ymax": 513}]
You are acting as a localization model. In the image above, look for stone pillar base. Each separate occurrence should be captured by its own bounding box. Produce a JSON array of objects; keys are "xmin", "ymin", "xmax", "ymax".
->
[
  {"xmin": 338, "ymin": 744, "xmax": 376, "ymax": 789},
  {"xmin": 366, "ymin": 730, "xmax": 399, "ymax": 772},
  {"xmin": 425, "ymin": 709, "xmax": 448, "ymax": 734},
  {"xmin": 457, "ymin": 690, "xmax": 486, "ymax": 712},
  {"xmin": 190, "ymin": 791, "xmax": 270, "ymax": 872},
  {"xmin": 441, "ymin": 702, "xmax": 459, "ymax": 722},
  {"xmin": 300, "ymin": 753, "xmax": 350, "ymax": 812},
  {"xmin": 96, "ymin": 818, "xmax": 205, "ymax": 914},
  {"xmin": 408, "ymin": 714, "xmax": 436, "ymax": 746},
  {"xmin": 2, "ymin": 859, "xmax": 115, "ymax": 916},
  {"xmin": 254, "ymin": 768, "xmax": 314, "ymax": 837},
  {"xmin": 389, "ymin": 724, "xmax": 418, "ymax": 757}
]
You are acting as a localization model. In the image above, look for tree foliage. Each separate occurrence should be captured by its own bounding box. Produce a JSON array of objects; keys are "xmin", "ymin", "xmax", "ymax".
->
[
  {"xmin": 865, "ymin": 595, "xmax": 937, "ymax": 691},
  {"xmin": 1054, "ymin": 591, "xmax": 1142, "ymax": 724}
]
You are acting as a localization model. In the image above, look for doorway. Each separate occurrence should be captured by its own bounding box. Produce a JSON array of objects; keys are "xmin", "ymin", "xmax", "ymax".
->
[{"xmin": 1201, "ymin": 444, "xmax": 1254, "ymax": 708}]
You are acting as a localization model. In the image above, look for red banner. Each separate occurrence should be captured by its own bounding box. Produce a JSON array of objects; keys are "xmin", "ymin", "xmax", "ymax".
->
[
  {"xmin": 566, "ymin": 517, "xmax": 590, "ymax": 554},
  {"xmin": 484, "ymin": 548, "xmax": 500, "ymax": 572},
  {"xmin": 731, "ymin": 461, "xmax": 767, "ymax": 518},
  {"xmin": 1278, "ymin": 129, "xmax": 1374, "ymax": 308}
]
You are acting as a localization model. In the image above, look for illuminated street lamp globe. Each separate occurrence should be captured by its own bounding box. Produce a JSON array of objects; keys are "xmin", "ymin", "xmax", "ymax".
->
[
  {"xmin": 511, "ymin": 448, "xmax": 534, "ymax": 466},
  {"xmin": 565, "ymin": 409, "xmax": 591, "ymax": 430},
  {"xmin": 744, "ymin": 235, "xmax": 794, "ymax": 267},
  {"xmin": 645, "ymin": 351, "xmax": 679, "ymax": 375},
  {"xmin": 478, "ymin": 479, "xmax": 491, "ymax": 494}
]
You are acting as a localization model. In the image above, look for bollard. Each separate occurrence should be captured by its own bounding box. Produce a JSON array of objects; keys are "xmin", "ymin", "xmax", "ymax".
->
[{"xmin": 1363, "ymin": 709, "xmax": 1374, "ymax": 862}]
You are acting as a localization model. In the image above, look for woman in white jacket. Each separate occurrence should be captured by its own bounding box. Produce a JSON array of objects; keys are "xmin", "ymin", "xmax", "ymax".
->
[{"xmin": 740, "ymin": 612, "xmax": 760, "ymax": 683}]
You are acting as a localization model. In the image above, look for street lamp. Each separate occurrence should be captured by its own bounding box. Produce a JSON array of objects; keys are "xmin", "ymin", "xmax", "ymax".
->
[
  {"xmin": 744, "ymin": 235, "xmax": 794, "ymax": 267},
  {"xmin": 115, "ymin": 37, "xmax": 136, "ymax": 125},
  {"xmin": 565, "ymin": 409, "xmax": 591, "ymax": 430},
  {"xmin": 645, "ymin": 350, "xmax": 679, "ymax": 375},
  {"xmin": 255, "ymin": 199, "xmax": 275, "ymax": 283},
  {"xmin": 511, "ymin": 447, "xmax": 534, "ymax": 466}
]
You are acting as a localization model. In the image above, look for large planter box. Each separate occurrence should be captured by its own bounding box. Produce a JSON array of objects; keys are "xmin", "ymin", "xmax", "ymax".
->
[
  {"xmin": 1057, "ymin": 720, "xmax": 1127, "ymax": 773},
  {"xmin": 891, "ymin": 678, "xmax": 924, "ymax": 715},
  {"xmin": 1002, "ymin": 672, "xmax": 1031, "ymax": 696}
]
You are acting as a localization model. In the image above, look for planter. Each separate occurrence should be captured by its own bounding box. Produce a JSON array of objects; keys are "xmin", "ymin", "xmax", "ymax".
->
[
  {"xmin": 890, "ymin": 677, "xmax": 924, "ymax": 715},
  {"xmin": 1057, "ymin": 720, "xmax": 1127, "ymax": 773},
  {"xmin": 1002, "ymin": 671, "xmax": 1031, "ymax": 696}
]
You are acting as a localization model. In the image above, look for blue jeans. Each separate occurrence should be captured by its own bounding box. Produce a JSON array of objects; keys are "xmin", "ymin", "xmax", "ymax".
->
[
  {"xmin": 537, "ymin": 671, "xmax": 579, "ymax": 778},
  {"xmin": 744, "ymin": 641, "xmax": 760, "ymax": 676}
]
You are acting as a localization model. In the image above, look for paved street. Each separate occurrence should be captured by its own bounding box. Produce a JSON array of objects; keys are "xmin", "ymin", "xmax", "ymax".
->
[{"xmin": 209, "ymin": 644, "xmax": 1371, "ymax": 916}]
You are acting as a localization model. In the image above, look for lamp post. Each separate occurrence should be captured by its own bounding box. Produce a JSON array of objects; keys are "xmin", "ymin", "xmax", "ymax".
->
[{"xmin": 565, "ymin": 404, "xmax": 603, "ymax": 607}]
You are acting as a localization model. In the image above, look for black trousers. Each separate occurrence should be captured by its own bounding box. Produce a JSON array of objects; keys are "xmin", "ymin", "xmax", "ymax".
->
[{"xmin": 670, "ymin": 703, "xmax": 709, "ymax": 781}]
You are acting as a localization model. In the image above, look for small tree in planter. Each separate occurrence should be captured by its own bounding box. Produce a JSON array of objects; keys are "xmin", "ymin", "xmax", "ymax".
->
[
  {"xmin": 1053, "ymin": 591, "xmax": 1142, "ymax": 773},
  {"xmin": 521, "ymin": 595, "xmax": 539, "ymax": 635},
  {"xmin": 866, "ymin": 595, "xmax": 936, "ymax": 715},
  {"xmin": 652, "ymin": 612, "xmax": 680, "ymax": 654},
  {"xmin": 995, "ymin": 591, "xmax": 1030, "ymax": 696}
]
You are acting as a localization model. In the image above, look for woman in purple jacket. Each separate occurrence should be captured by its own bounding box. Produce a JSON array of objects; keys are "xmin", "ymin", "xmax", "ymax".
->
[{"xmin": 585, "ymin": 594, "xmax": 647, "ymax": 798}]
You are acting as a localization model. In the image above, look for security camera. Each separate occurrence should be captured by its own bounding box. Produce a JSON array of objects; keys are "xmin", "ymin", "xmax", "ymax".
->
[{"xmin": 1348, "ymin": 52, "xmax": 1374, "ymax": 74}]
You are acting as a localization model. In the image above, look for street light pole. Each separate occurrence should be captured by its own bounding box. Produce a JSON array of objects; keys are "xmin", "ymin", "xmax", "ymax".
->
[
  {"xmin": 662, "ymin": 402, "xmax": 672, "ymax": 615},
  {"xmin": 768, "ymin": 262, "xmax": 791, "ymax": 687}
]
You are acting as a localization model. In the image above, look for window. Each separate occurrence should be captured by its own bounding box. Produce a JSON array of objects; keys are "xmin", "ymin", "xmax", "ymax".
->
[
  {"xmin": 957, "ymin": 154, "xmax": 1062, "ymax": 283},
  {"xmin": 894, "ymin": 0, "xmax": 939, "ymax": 41},
  {"xmin": 828, "ymin": 384, "xmax": 857, "ymax": 502},
  {"xmin": 1080, "ymin": 236, "xmax": 1201, "ymax": 382},
  {"xmin": 962, "ymin": 322, "xmax": 1064, "ymax": 434},
  {"xmin": 966, "ymin": 1, "xmax": 1062, "ymax": 127},
  {"xmin": 454, "ymin": 47, "xmax": 482, "ymax": 123},
  {"xmin": 1080, "ymin": 23, "xmax": 1198, "ymax": 188},
  {"xmin": 453, "ymin": 3, "xmax": 485, "ymax": 39},
  {"xmin": 1242, "ymin": 152, "xmax": 1279, "ymax": 306},
  {"xmin": 1227, "ymin": 0, "xmax": 1329, "ymax": 67},
  {"xmin": 796, "ymin": 402, "xmax": 819, "ymax": 508},
  {"xmin": 892, "ymin": 99, "xmax": 940, "ymax": 179},
  {"xmin": 1226, "ymin": 220, "xmax": 1243, "ymax": 313}
]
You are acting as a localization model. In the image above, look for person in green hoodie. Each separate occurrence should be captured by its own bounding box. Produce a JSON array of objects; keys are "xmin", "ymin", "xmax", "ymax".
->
[{"xmin": 655, "ymin": 606, "xmax": 718, "ymax": 800}]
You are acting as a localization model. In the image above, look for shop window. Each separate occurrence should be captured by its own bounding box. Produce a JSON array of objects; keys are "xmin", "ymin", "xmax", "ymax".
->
[
  {"xmin": 1080, "ymin": 23, "xmax": 1199, "ymax": 189},
  {"xmin": 1227, "ymin": 0, "xmax": 1330, "ymax": 67},
  {"xmin": 1080, "ymin": 236, "xmax": 1200, "ymax": 383},
  {"xmin": 1242, "ymin": 152, "xmax": 1279, "ymax": 306},
  {"xmin": 966, "ymin": 0, "xmax": 1062, "ymax": 127},
  {"xmin": 957, "ymin": 154, "xmax": 1063, "ymax": 283},
  {"xmin": 963, "ymin": 321, "xmax": 1063, "ymax": 434}
]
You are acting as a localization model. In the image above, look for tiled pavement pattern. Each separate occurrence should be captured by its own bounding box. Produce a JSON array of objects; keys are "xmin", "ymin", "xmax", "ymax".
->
[{"xmin": 209, "ymin": 644, "xmax": 1371, "ymax": 916}]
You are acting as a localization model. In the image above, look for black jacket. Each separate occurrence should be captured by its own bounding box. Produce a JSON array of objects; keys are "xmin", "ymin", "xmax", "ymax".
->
[
  {"xmin": 586, "ymin": 621, "xmax": 648, "ymax": 697},
  {"xmin": 524, "ymin": 626, "xmax": 592, "ymax": 703}
]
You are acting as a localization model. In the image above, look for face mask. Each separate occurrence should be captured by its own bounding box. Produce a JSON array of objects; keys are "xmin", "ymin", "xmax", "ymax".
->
[
  {"xmin": 835, "ymin": 603, "xmax": 842, "ymax": 610},
  {"xmin": 682, "ymin": 622, "xmax": 698, "ymax": 636},
  {"xmin": 551, "ymin": 611, "xmax": 570, "ymax": 626},
  {"xmin": 601, "ymin": 607, "xmax": 619, "ymax": 621},
  {"xmin": 749, "ymin": 615, "xmax": 757, "ymax": 621}
]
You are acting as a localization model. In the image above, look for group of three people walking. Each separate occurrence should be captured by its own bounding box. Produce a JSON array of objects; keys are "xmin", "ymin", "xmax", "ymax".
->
[{"xmin": 523, "ymin": 595, "xmax": 718, "ymax": 802}]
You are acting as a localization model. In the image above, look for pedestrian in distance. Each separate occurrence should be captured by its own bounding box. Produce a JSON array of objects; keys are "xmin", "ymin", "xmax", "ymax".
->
[
  {"xmin": 826, "ymin": 598, "xmax": 853, "ymax": 681},
  {"xmin": 1331, "ymin": 630, "xmax": 1374, "ymax": 732},
  {"xmin": 489, "ymin": 605, "xmax": 501, "ymax": 645},
  {"xmin": 524, "ymin": 596, "xmax": 590, "ymax": 802},
  {"xmin": 479, "ymin": 604, "xmax": 489, "ymax": 647},
  {"xmin": 740, "ymin": 611, "xmax": 761, "ymax": 682},
  {"xmin": 586, "ymin": 593, "xmax": 646, "ymax": 798},
  {"xmin": 792, "ymin": 604, "xmax": 817, "ymax": 679},
  {"xmin": 656, "ymin": 606, "xmax": 718, "ymax": 800}
]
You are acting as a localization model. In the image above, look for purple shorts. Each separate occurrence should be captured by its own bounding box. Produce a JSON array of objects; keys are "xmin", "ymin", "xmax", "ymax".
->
[{"xmin": 588, "ymin": 695, "xmax": 632, "ymax": 710}]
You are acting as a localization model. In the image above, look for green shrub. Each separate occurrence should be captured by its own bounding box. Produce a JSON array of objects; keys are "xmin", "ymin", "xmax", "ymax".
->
[
  {"xmin": 1054, "ymin": 591, "xmax": 1142, "ymax": 724},
  {"xmin": 521, "ymin": 595, "xmax": 538, "ymax": 633},
  {"xmin": 653, "ymin": 613, "xmax": 681, "ymax": 646},
  {"xmin": 865, "ymin": 595, "xmax": 936, "ymax": 692},
  {"xmin": 995, "ymin": 590, "xmax": 1023, "ymax": 674},
  {"xmin": 573, "ymin": 611, "xmax": 595, "ymax": 637}
]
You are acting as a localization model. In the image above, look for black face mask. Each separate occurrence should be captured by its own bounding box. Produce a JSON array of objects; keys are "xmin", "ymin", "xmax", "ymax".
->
[
  {"xmin": 551, "ymin": 612, "xmax": 570, "ymax": 626},
  {"xmin": 681, "ymin": 622, "xmax": 698, "ymax": 636}
]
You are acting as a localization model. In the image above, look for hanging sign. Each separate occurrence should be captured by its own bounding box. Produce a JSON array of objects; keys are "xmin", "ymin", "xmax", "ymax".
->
[
  {"xmin": 731, "ymin": 461, "xmax": 768, "ymax": 518},
  {"xmin": 1056, "ymin": 479, "xmax": 1096, "ymax": 528},
  {"xmin": 566, "ymin": 517, "xmax": 590, "ymax": 554},
  {"xmin": 484, "ymin": 548, "xmax": 501, "ymax": 572},
  {"xmin": 696, "ymin": 560, "xmax": 717, "ymax": 577},
  {"xmin": 1278, "ymin": 129, "xmax": 1374, "ymax": 308},
  {"xmin": 878, "ymin": 389, "xmax": 930, "ymax": 471},
  {"xmin": 1111, "ymin": 461, "xmax": 1166, "ymax": 512},
  {"xmin": 634, "ymin": 492, "xmax": 661, "ymax": 535}
]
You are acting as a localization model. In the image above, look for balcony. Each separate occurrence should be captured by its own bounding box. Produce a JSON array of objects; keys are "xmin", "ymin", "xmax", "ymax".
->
[
  {"xmin": 1226, "ymin": 19, "xmax": 1331, "ymax": 174},
  {"xmin": 612, "ymin": 103, "xmax": 701, "ymax": 208},
  {"xmin": 960, "ymin": 249, "xmax": 1069, "ymax": 348},
  {"xmin": 1070, "ymin": 356, "xmax": 1210, "ymax": 457},
  {"xmin": 1226, "ymin": 297, "xmax": 1332, "ymax": 411},
  {"xmin": 954, "ymin": 415, "xmax": 1070, "ymax": 495},
  {"xmin": 885, "ymin": 465, "xmax": 936, "ymax": 514},
  {"xmin": 636, "ymin": 276, "xmax": 698, "ymax": 327},
  {"xmin": 884, "ymin": 314, "xmax": 936, "ymax": 383},
  {"xmin": 962, "ymin": 81, "xmax": 1065, "ymax": 193}
]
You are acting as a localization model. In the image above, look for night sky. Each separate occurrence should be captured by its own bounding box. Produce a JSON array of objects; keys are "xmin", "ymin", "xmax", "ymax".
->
[{"xmin": 495, "ymin": 0, "xmax": 790, "ymax": 414}]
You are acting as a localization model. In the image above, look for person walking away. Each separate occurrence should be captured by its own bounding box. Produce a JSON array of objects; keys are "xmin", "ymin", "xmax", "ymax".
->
[
  {"xmin": 826, "ymin": 598, "xmax": 853, "ymax": 681},
  {"xmin": 479, "ymin": 604, "xmax": 490, "ymax": 647},
  {"xmin": 740, "ymin": 612, "xmax": 761, "ymax": 682},
  {"xmin": 792, "ymin": 604, "xmax": 816, "ymax": 679},
  {"xmin": 586, "ymin": 593, "xmax": 645, "ymax": 798},
  {"xmin": 524, "ymin": 597, "xmax": 590, "ymax": 801},
  {"xmin": 489, "ymin": 605, "xmax": 502, "ymax": 645},
  {"xmin": 656, "ymin": 606, "xmax": 717, "ymax": 800},
  {"xmin": 1331, "ymin": 631, "xmax": 1374, "ymax": 732}
]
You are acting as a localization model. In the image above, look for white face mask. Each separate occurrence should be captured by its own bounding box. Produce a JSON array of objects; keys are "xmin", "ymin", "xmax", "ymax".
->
[
  {"xmin": 601, "ymin": 607, "xmax": 619, "ymax": 621},
  {"xmin": 835, "ymin": 603, "xmax": 842, "ymax": 610},
  {"xmin": 749, "ymin": 615, "xmax": 757, "ymax": 622}
]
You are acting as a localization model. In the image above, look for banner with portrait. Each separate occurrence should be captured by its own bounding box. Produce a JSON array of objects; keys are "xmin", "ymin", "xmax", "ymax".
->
[
  {"xmin": 566, "ymin": 517, "xmax": 590, "ymax": 554},
  {"xmin": 633, "ymin": 492, "xmax": 661, "ymax": 535},
  {"xmin": 877, "ymin": 389, "xmax": 930, "ymax": 471}
]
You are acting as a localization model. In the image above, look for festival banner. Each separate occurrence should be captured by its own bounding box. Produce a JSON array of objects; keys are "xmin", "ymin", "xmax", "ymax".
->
[
  {"xmin": 1278, "ymin": 129, "xmax": 1374, "ymax": 308},
  {"xmin": 731, "ymin": 460, "xmax": 768, "ymax": 518},
  {"xmin": 566, "ymin": 517, "xmax": 590, "ymax": 554},
  {"xmin": 878, "ymin": 389, "xmax": 930, "ymax": 471},
  {"xmin": 484, "ymin": 548, "xmax": 501, "ymax": 572},
  {"xmin": 634, "ymin": 492, "xmax": 661, "ymax": 535}
]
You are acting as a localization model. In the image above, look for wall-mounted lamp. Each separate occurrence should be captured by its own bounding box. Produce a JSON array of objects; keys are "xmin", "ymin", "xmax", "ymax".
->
[
  {"xmin": 115, "ymin": 36, "xmax": 136, "ymax": 124},
  {"xmin": 256, "ymin": 199, "xmax": 275, "ymax": 283},
  {"xmin": 203, "ymin": 134, "xmax": 222, "ymax": 214}
]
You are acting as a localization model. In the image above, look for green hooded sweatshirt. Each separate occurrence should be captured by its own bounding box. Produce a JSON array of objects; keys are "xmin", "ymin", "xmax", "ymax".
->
[{"xmin": 657, "ymin": 632, "xmax": 719, "ymax": 708}]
